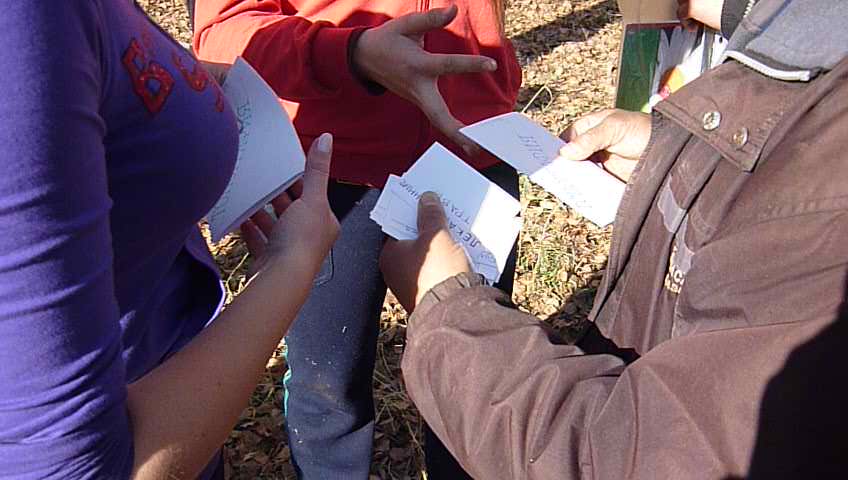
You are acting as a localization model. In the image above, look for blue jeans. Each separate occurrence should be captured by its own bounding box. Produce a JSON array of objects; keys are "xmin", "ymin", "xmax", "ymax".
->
[{"xmin": 283, "ymin": 163, "xmax": 518, "ymax": 479}]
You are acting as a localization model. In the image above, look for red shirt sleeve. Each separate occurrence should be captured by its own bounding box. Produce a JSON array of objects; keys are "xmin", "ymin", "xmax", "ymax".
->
[{"xmin": 193, "ymin": 0, "xmax": 367, "ymax": 101}]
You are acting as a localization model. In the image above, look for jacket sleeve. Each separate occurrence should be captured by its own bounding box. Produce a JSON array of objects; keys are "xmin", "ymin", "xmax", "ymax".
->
[
  {"xmin": 193, "ymin": 0, "xmax": 371, "ymax": 101},
  {"xmin": 0, "ymin": 3, "xmax": 133, "ymax": 478},
  {"xmin": 402, "ymin": 273, "xmax": 835, "ymax": 479},
  {"xmin": 720, "ymin": 0, "xmax": 757, "ymax": 38}
]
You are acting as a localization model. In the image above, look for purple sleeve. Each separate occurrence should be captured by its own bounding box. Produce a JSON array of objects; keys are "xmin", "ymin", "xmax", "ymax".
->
[{"xmin": 0, "ymin": 2, "xmax": 133, "ymax": 478}]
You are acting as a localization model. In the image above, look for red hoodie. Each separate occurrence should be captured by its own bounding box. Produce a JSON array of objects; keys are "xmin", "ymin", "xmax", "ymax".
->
[{"xmin": 193, "ymin": 0, "xmax": 521, "ymax": 186}]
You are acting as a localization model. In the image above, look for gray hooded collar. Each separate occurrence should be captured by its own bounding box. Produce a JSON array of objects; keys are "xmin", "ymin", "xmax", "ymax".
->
[{"xmin": 721, "ymin": 0, "xmax": 848, "ymax": 81}]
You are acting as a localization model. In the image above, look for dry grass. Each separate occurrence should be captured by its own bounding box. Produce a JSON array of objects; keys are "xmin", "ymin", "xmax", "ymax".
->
[{"xmin": 138, "ymin": 0, "xmax": 621, "ymax": 477}]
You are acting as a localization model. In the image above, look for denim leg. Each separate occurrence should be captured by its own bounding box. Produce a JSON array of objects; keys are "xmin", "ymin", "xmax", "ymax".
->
[
  {"xmin": 423, "ymin": 162, "xmax": 520, "ymax": 479},
  {"xmin": 283, "ymin": 182, "xmax": 386, "ymax": 480}
]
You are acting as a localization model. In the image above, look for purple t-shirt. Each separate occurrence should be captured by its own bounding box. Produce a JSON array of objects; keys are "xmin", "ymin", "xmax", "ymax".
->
[{"xmin": 0, "ymin": 1, "xmax": 238, "ymax": 477}]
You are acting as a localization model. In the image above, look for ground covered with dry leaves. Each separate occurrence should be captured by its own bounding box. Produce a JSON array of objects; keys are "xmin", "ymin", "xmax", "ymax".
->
[{"xmin": 139, "ymin": 0, "xmax": 621, "ymax": 477}]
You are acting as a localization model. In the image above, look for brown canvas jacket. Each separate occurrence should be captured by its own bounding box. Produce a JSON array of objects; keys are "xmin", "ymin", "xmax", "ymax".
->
[{"xmin": 401, "ymin": 55, "xmax": 848, "ymax": 479}]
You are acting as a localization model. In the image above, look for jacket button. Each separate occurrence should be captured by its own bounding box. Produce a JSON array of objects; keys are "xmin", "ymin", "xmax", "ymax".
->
[
  {"xmin": 733, "ymin": 127, "xmax": 749, "ymax": 148},
  {"xmin": 702, "ymin": 111, "xmax": 721, "ymax": 131}
]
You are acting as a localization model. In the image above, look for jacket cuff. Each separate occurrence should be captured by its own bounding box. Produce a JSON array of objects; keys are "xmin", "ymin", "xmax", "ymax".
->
[
  {"xmin": 311, "ymin": 25, "xmax": 366, "ymax": 93},
  {"xmin": 412, "ymin": 272, "xmax": 488, "ymax": 321},
  {"xmin": 347, "ymin": 28, "xmax": 387, "ymax": 95}
]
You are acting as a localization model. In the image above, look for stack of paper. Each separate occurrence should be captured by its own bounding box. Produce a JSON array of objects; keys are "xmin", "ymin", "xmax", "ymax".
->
[
  {"xmin": 371, "ymin": 144, "xmax": 522, "ymax": 284},
  {"xmin": 207, "ymin": 57, "xmax": 305, "ymax": 241},
  {"xmin": 461, "ymin": 112, "xmax": 625, "ymax": 227}
]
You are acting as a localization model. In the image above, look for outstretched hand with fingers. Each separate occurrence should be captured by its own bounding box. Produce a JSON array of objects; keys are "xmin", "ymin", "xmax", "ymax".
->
[
  {"xmin": 379, "ymin": 192, "xmax": 471, "ymax": 313},
  {"xmin": 557, "ymin": 109, "xmax": 652, "ymax": 183},
  {"xmin": 353, "ymin": 5, "xmax": 498, "ymax": 156},
  {"xmin": 240, "ymin": 133, "xmax": 340, "ymax": 278}
]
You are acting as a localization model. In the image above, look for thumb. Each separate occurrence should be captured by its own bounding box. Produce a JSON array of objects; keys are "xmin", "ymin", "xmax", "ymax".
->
[
  {"xmin": 395, "ymin": 5, "xmax": 458, "ymax": 35},
  {"xmin": 303, "ymin": 133, "xmax": 332, "ymax": 201},
  {"xmin": 417, "ymin": 192, "xmax": 449, "ymax": 235},
  {"xmin": 558, "ymin": 123, "xmax": 616, "ymax": 162}
]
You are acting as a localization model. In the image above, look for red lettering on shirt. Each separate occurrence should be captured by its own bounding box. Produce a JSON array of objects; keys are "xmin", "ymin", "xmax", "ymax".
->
[
  {"xmin": 122, "ymin": 38, "xmax": 174, "ymax": 115},
  {"xmin": 172, "ymin": 52, "xmax": 209, "ymax": 92},
  {"xmin": 171, "ymin": 51, "xmax": 226, "ymax": 113}
]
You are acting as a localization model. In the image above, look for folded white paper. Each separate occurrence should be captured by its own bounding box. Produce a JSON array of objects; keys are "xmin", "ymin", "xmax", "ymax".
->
[
  {"xmin": 370, "ymin": 144, "xmax": 522, "ymax": 284},
  {"xmin": 461, "ymin": 112, "xmax": 625, "ymax": 226},
  {"xmin": 207, "ymin": 57, "xmax": 305, "ymax": 241}
]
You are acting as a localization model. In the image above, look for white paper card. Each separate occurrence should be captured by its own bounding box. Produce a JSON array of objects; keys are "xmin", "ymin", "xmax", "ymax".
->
[
  {"xmin": 370, "ymin": 144, "xmax": 522, "ymax": 284},
  {"xmin": 461, "ymin": 112, "xmax": 625, "ymax": 226},
  {"xmin": 207, "ymin": 57, "xmax": 305, "ymax": 241},
  {"xmin": 402, "ymin": 144, "xmax": 521, "ymax": 230}
]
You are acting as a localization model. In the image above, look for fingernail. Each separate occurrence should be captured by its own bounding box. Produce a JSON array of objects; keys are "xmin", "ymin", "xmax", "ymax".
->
[
  {"xmin": 485, "ymin": 59, "xmax": 497, "ymax": 71},
  {"xmin": 420, "ymin": 191, "xmax": 440, "ymax": 205},
  {"xmin": 317, "ymin": 133, "xmax": 333, "ymax": 154}
]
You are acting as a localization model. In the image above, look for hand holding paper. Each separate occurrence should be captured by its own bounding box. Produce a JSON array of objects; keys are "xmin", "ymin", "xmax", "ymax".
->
[
  {"xmin": 461, "ymin": 112, "xmax": 627, "ymax": 226},
  {"xmin": 558, "ymin": 108, "xmax": 652, "ymax": 183},
  {"xmin": 371, "ymin": 143, "xmax": 522, "ymax": 284},
  {"xmin": 241, "ymin": 134, "xmax": 340, "ymax": 278},
  {"xmin": 379, "ymin": 192, "xmax": 473, "ymax": 312}
]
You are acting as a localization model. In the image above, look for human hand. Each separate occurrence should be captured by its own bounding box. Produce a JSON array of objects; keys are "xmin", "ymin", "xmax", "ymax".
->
[
  {"xmin": 379, "ymin": 192, "xmax": 472, "ymax": 313},
  {"xmin": 677, "ymin": 0, "xmax": 723, "ymax": 31},
  {"xmin": 353, "ymin": 5, "xmax": 497, "ymax": 156},
  {"xmin": 557, "ymin": 109, "xmax": 652, "ymax": 183},
  {"xmin": 241, "ymin": 133, "xmax": 340, "ymax": 279}
]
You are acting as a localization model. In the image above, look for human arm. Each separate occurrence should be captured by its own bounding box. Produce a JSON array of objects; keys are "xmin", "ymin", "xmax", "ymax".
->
[
  {"xmin": 677, "ymin": 0, "xmax": 758, "ymax": 37},
  {"xmin": 677, "ymin": 0, "xmax": 724, "ymax": 31},
  {"xmin": 384, "ymin": 197, "xmax": 843, "ymax": 478},
  {"xmin": 0, "ymin": 5, "xmax": 337, "ymax": 478},
  {"xmin": 128, "ymin": 135, "xmax": 338, "ymax": 478},
  {"xmin": 193, "ymin": 2, "xmax": 494, "ymax": 153},
  {"xmin": 401, "ymin": 273, "xmax": 836, "ymax": 479},
  {"xmin": 0, "ymin": 5, "xmax": 134, "ymax": 477},
  {"xmin": 192, "ymin": 0, "xmax": 364, "ymax": 101}
]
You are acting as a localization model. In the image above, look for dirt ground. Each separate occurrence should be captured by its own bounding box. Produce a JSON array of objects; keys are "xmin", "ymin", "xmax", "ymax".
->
[{"xmin": 138, "ymin": 0, "xmax": 621, "ymax": 477}]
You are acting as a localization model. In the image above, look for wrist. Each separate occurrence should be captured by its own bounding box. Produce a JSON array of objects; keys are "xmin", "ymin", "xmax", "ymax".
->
[
  {"xmin": 413, "ymin": 271, "xmax": 486, "ymax": 316},
  {"xmin": 414, "ymin": 270, "xmax": 469, "ymax": 307},
  {"xmin": 349, "ymin": 28, "xmax": 386, "ymax": 95},
  {"xmin": 261, "ymin": 244, "xmax": 326, "ymax": 284},
  {"xmin": 697, "ymin": 0, "xmax": 724, "ymax": 31}
]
